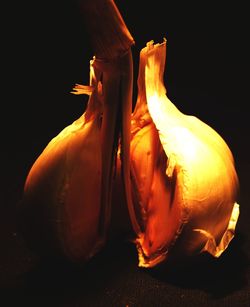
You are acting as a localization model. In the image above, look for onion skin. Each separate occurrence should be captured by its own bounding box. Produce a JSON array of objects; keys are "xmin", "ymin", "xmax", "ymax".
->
[
  {"xmin": 17, "ymin": 1, "xmax": 240, "ymax": 269},
  {"xmin": 18, "ymin": 59, "xmax": 103, "ymax": 261},
  {"xmin": 17, "ymin": 0, "xmax": 134, "ymax": 263},
  {"xmin": 129, "ymin": 40, "xmax": 240, "ymax": 268}
]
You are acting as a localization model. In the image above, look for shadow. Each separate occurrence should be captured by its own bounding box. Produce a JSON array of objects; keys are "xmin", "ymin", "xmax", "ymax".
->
[
  {"xmin": 0, "ymin": 238, "xmax": 138, "ymax": 307},
  {"xmin": 0, "ymin": 213, "xmax": 249, "ymax": 307},
  {"xmin": 1, "ymin": 191, "xmax": 249, "ymax": 306},
  {"xmin": 147, "ymin": 232, "xmax": 249, "ymax": 298}
]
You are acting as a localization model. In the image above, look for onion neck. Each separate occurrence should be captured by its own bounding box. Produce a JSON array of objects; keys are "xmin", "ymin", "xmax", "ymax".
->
[{"xmin": 77, "ymin": 0, "xmax": 135, "ymax": 60}]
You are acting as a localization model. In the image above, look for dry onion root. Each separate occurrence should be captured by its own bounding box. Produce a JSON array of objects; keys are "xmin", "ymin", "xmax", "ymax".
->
[{"xmin": 129, "ymin": 40, "xmax": 239, "ymax": 268}]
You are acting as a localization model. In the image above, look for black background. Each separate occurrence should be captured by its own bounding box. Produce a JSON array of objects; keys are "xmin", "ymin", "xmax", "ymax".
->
[{"xmin": 1, "ymin": 1, "xmax": 249, "ymax": 306}]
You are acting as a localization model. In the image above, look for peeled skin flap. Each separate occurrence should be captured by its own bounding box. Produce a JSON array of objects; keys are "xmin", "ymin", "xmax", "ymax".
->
[{"xmin": 132, "ymin": 40, "xmax": 240, "ymax": 268}]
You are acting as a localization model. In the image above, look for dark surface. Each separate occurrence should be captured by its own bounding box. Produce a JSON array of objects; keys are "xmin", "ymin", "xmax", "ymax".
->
[{"xmin": 2, "ymin": 1, "xmax": 249, "ymax": 306}]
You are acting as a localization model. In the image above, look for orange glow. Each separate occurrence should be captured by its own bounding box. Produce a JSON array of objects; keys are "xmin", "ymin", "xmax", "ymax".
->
[
  {"xmin": 18, "ymin": 0, "xmax": 240, "ymax": 269},
  {"xmin": 130, "ymin": 40, "xmax": 239, "ymax": 267}
]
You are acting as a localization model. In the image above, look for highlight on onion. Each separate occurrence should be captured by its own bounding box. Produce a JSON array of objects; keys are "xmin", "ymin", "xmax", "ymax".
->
[{"xmin": 17, "ymin": 0, "xmax": 240, "ymax": 269}]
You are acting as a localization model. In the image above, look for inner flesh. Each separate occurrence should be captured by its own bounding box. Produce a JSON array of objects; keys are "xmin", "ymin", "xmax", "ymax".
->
[
  {"xmin": 129, "ymin": 42, "xmax": 183, "ymax": 266},
  {"xmin": 130, "ymin": 120, "xmax": 182, "ymax": 266}
]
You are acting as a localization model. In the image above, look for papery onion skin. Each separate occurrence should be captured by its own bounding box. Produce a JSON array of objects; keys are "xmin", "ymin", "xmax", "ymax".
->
[{"xmin": 128, "ymin": 40, "xmax": 240, "ymax": 268}]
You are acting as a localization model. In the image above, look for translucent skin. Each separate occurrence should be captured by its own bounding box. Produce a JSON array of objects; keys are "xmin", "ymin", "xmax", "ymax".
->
[
  {"xmin": 20, "ymin": 60, "xmax": 104, "ymax": 261},
  {"xmin": 129, "ymin": 40, "xmax": 239, "ymax": 268},
  {"xmin": 19, "ymin": 0, "xmax": 135, "ymax": 264}
]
